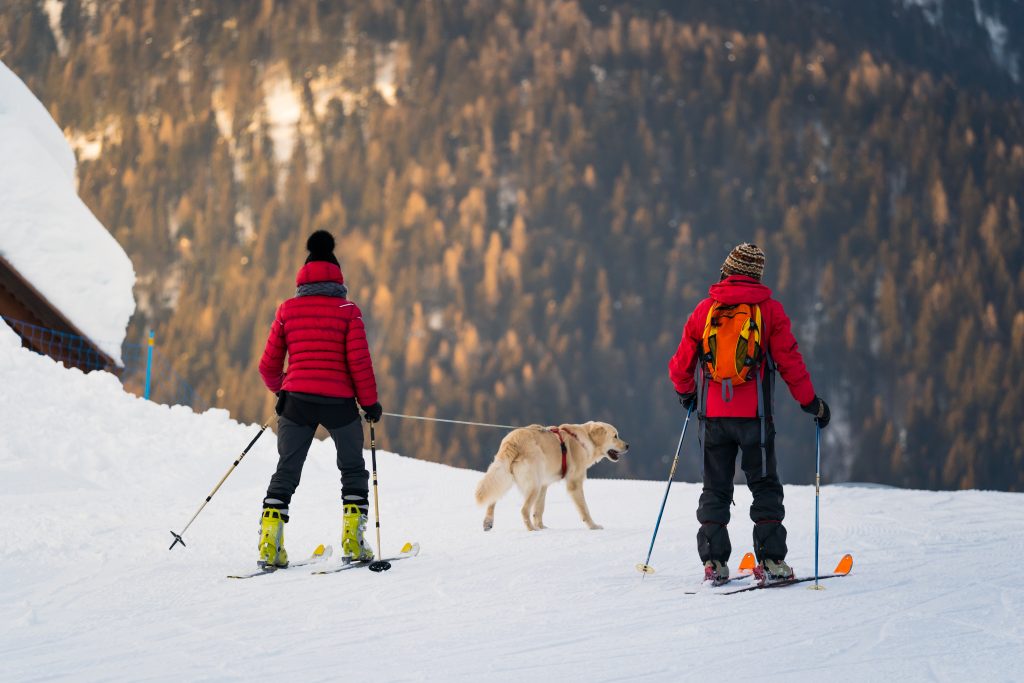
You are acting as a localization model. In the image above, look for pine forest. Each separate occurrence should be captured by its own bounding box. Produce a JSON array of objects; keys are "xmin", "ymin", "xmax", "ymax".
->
[{"xmin": 3, "ymin": 0, "xmax": 1023, "ymax": 490}]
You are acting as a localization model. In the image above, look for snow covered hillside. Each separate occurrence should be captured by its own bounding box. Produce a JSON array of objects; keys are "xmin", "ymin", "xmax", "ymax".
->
[{"xmin": 1, "ymin": 322, "xmax": 1022, "ymax": 682}]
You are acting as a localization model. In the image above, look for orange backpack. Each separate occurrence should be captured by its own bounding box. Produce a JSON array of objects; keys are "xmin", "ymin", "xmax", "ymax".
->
[{"xmin": 700, "ymin": 302, "xmax": 763, "ymax": 398}]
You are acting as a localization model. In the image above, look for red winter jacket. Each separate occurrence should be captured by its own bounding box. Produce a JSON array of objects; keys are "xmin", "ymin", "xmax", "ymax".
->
[
  {"xmin": 668, "ymin": 275, "xmax": 815, "ymax": 418},
  {"xmin": 258, "ymin": 261, "xmax": 378, "ymax": 406}
]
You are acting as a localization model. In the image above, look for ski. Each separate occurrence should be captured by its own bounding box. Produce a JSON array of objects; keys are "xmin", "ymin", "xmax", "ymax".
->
[
  {"xmin": 720, "ymin": 572, "xmax": 845, "ymax": 594},
  {"xmin": 313, "ymin": 541, "xmax": 420, "ymax": 575},
  {"xmin": 227, "ymin": 544, "xmax": 332, "ymax": 579},
  {"xmin": 718, "ymin": 553, "xmax": 854, "ymax": 595}
]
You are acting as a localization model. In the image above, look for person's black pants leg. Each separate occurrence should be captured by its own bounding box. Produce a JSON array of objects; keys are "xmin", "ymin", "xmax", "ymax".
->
[
  {"xmin": 265, "ymin": 414, "xmax": 317, "ymax": 514},
  {"xmin": 327, "ymin": 419, "xmax": 369, "ymax": 514},
  {"xmin": 696, "ymin": 418, "xmax": 737, "ymax": 563},
  {"xmin": 738, "ymin": 420, "xmax": 787, "ymax": 562}
]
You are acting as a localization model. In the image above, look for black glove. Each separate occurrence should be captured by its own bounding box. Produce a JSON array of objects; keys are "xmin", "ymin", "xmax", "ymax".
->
[
  {"xmin": 801, "ymin": 396, "xmax": 831, "ymax": 428},
  {"xmin": 676, "ymin": 391, "xmax": 698, "ymax": 412},
  {"xmin": 362, "ymin": 402, "xmax": 383, "ymax": 423},
  {"xmin": 275, "ymin": 391, "xmax": 287, "ymax": 416}
]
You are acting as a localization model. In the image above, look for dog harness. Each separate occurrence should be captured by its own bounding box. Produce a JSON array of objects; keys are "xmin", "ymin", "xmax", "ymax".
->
[{"xmin": 549, "ymin": 427, "xmax": 581, "ymax": 479}]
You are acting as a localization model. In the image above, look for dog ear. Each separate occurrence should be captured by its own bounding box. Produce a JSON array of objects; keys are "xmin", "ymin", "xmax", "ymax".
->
[{"xmin": 588, "ymin": 423, "xmax": 608, "ymax": 444}]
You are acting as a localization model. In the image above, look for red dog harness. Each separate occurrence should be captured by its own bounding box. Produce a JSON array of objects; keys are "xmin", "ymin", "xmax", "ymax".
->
[{"xmin": 549, "ymin": 427, "xmax": 581, "ymax": 479}]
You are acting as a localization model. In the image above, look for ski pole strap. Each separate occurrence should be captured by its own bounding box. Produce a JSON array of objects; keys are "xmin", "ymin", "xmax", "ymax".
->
[{"xmin": 697, "ymin": 368, "xmax": 709, "ymax": 472}]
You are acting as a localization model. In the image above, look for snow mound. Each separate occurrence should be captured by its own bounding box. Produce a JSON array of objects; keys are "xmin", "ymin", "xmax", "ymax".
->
[
  {"xmin": 0, "ymin": 340, "xmax": 1022, "ymax": 681},
  {"xmin": 0, "ymin": 60, "xmax": 135, "ymax": 363},
  {"xmin": 0, "ymin": 316, "xmax": 20, "ymax": 347}
]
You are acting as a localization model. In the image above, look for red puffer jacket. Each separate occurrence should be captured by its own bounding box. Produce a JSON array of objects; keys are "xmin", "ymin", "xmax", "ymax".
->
[
  {"xmin": 258, "ymin": 261, "xmax": 378, "ymax": 406},
  {"xmin": 668, "ymin": 275, "xmax": 815, "ymax": 417}
]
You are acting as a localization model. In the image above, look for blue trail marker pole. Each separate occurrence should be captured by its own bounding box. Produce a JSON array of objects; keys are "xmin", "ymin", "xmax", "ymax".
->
[{"xmin": 144, "ymin": 330, "xmax": 155, "ymax": 400}]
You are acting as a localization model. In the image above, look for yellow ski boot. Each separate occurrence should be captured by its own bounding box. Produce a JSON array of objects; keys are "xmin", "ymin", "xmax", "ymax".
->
[
  {"xmin": 258, "ymin": 508, "xmax": 289, "ymax": 568},
  {"xmin": 341, "ymin": 504, "xmax": 374, "ymax": 563}
]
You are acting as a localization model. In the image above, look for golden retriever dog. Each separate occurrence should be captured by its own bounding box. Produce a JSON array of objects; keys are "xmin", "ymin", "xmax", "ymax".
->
[{"xmin": 474, "ymin": 421, "xmax": 629, "ymax": 531}]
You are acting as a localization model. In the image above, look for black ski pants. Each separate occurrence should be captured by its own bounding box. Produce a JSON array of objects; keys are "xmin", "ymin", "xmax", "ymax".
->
[
  {"xmin": 696, "ymin": 417, "xmax": 787, "ymax": 563},
  {"xmin": 264, "ymin": 393, "xmax": 368, "ymax": 511}
]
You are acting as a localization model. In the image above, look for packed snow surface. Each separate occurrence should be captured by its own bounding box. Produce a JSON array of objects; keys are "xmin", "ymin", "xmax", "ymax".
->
[
  {"xmin": 0, "ymin": 60, "xmax": 135, "ymax": 363},
  {"xmin": 1, "ymin": 324, "xmax": 1022, "ymax": 682}
]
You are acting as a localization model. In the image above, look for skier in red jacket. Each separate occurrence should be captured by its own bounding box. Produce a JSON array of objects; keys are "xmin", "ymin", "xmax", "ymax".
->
[
  {"xmin": 669, "ymin": 243, "xmax": 830, "ymax": 583},
  {"xmin": 255, "ymin": 230, "xmax": 383, "ymax": 568}
]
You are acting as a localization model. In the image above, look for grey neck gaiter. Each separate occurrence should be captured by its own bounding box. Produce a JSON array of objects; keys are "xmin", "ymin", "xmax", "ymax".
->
[{"xmin": 296, "ymin": 281, "xmax": 348, "ymax": 298}]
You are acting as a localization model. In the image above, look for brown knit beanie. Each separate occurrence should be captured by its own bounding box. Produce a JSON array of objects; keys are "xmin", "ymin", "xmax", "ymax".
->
[{"xmin": 721, "ymin": 243, "xmax": 766, "ymax": 280}]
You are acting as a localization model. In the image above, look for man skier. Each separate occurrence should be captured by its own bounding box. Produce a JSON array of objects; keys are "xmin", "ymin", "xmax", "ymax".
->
[
  {"xmin": 668, "ymin": 243, "xmax": 830, "ymax": 584},
  {"xmin": 256, "ymin": 230, "xmax": 383, "ymax": 568}
]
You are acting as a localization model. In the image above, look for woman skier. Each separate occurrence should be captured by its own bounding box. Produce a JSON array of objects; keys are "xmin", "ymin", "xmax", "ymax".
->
[{"xmin": 256, "ymin": 230, "xmax": 383, "ymax": 567}]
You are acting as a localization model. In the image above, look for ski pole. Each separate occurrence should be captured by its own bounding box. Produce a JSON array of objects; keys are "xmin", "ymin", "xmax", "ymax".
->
[
  {"xmin": 169, "ymin": 420, "xmax": 272, "ymax": 550},
  {"xmin": 636, "ymin": 406, "xmax": 693, "ymax": 576},
  {"xmin": 367, "ymin": 423, "xmax": 392, "ymax": 572},
  {"xmin": 810, "ymin": 422, "xmax": 825, "ymax": 590}
]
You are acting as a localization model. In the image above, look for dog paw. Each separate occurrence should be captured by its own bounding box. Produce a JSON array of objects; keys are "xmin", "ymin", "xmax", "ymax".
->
[
  {"xmin": 588, "ymin": 523, "xmax": 604, "ymax": 530},
  {"xmin": 482, "ymin": 519, "xmax": 493, "ymax": 531}
]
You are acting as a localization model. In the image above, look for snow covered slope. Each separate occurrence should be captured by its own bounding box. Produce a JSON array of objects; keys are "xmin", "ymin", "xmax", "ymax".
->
[
  {"xmin": 0, "ymin": 61, "xmax": 135, "ymax": 363},
  {"xmin": 1, "ymin": 323, "xmax": 1022, "ymax": 682}
]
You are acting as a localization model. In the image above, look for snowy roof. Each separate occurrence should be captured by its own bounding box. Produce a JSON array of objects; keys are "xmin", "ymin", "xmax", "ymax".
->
[{"xmin": 0, "ymin": 60, "xmax": 135, "ymax": 364}]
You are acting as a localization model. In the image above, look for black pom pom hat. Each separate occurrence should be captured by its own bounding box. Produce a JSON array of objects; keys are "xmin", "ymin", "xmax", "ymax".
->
[{"xmin": 305, "ymin": 230, "xmax": 339, "ymax": 266}]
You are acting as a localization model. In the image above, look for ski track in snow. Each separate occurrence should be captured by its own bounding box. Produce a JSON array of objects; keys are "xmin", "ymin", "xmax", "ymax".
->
[{"xmin": 1, "ymin": 328, "xmax": 1023, "ymax": 681}]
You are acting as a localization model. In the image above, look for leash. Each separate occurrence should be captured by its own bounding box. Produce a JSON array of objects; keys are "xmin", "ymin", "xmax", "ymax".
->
[
  {"xmin": 384, "ymin": 413, "xmax": 582, "ymax": 478},
  {"xmin": 382, "ymin": 412, "xmax": 517, "ymax": 430}
]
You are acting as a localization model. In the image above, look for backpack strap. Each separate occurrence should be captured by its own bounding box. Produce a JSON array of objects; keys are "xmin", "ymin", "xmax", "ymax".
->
[
  {"xmin": 697, "ymin": 363, "xmax": 710, "ymax": 477},
  {"xmin": 700, "ymin": 304, "xmax": 717, "ymax": 377},
  {"xmin": 755, "ymin": 363, "xmax": 767, "ymax": 478},
  {"xmin": 739, "ymin": 304, "xmax": 763, "ymax": 383},
  {"xmin": 753, "ymin": 303, "xmax": 766, "ymax": 477}
]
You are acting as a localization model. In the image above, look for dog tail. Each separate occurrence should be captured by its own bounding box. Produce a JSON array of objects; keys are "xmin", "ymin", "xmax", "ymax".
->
[{"xmin": 475, "ymin": 459, "xmax": 514, "ymax": 506}]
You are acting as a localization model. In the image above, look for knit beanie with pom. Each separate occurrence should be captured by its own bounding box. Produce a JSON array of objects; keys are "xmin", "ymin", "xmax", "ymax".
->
[
  {"xmin": 721, "ymin": 243, "xmax": 766, "ymax": 281},
  {"xmin": 305, "ymin": 230, "xmax": 340, "ymax": 266}
]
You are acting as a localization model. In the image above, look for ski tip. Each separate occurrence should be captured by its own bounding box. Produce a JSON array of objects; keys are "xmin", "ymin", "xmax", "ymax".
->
[
  {"xmin": 313, "ymin": 544, "xmax": 326, "ymax": 557},
  {"xmin": 738, "ymin": 552, "xmax": 756, "ymax": 573},
  {"xmin": 635, "ymin": 563, "xmax": 656, "ymax": 575},
  {"xmin": 400, "ymin": 542, "xmax": 420, "ymax": 557},
  {"xmin": 833, "ymin": 553, "xmax": 854, "ymax": 575}
]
